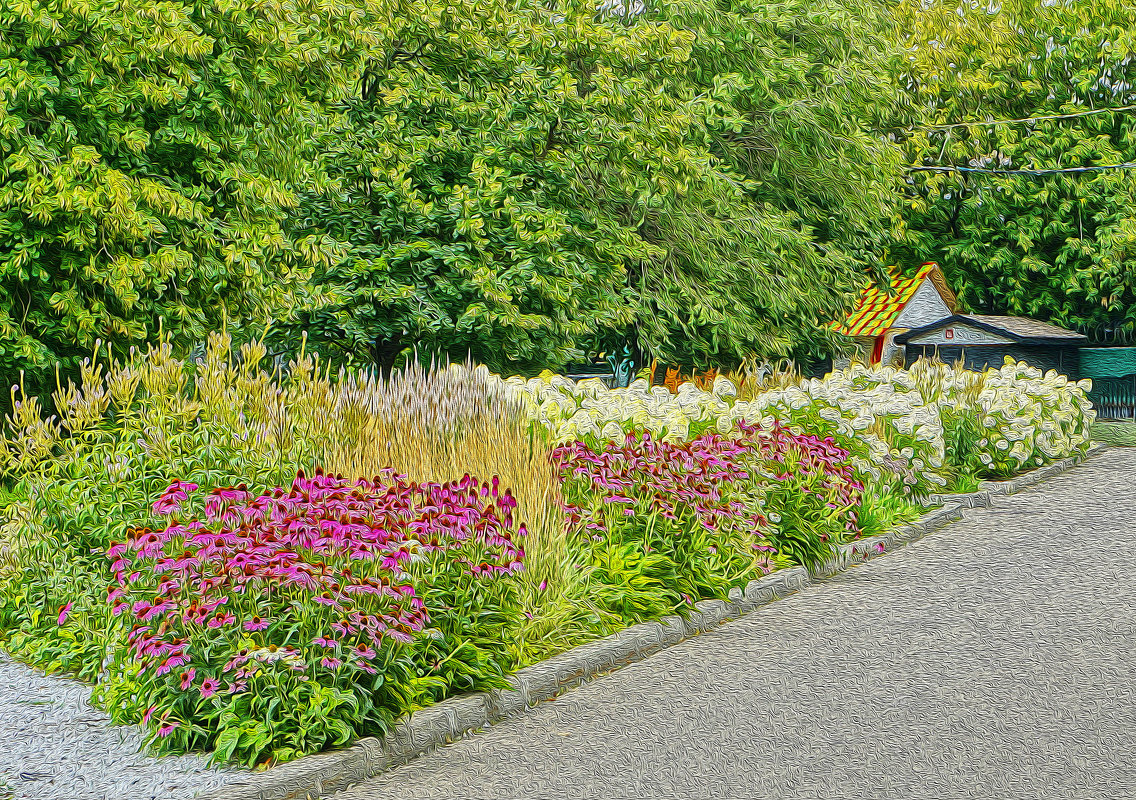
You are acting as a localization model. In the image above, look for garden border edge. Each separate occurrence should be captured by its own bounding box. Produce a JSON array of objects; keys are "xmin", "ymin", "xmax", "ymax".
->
[{"xmin": 198, "ymin": 442, "xmax": 1108, "ymax": 800}]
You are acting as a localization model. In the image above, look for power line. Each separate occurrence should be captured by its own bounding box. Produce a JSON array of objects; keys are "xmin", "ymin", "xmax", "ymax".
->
[
  {"xmin": 908, "ymin": 163, "xmax": 1136, "ymax": 175},
  {"xmin": 885, "ymin": 103, "xmax": 1136, "ymax": 134}
]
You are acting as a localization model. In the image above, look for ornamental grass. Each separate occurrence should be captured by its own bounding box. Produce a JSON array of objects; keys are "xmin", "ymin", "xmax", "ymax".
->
[{"xmin": 0, "ymin": 333, "xmax": 567, "ymax": 766}]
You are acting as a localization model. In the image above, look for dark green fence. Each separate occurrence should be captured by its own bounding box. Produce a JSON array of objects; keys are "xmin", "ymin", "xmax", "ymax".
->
[{"xmin": 1081, "ymin": 348, "xmax": 1136, "ymax": 419}]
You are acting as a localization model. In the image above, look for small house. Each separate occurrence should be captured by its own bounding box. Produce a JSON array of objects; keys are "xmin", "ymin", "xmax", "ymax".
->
[
  {"xmin": 895, "ymin": 315, "xmax": 1089, "ymax": 378},
  {"xmin": 832, "ymin": 262, "xmax": 959, "ymax": 368}
]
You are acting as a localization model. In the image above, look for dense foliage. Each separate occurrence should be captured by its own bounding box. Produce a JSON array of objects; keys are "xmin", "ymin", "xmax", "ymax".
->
[
  {"xmin": 81, "ymin": 469, "xmax": 523, "ymax": 766},
  {"xmin": 555, "ymin": 420, "xmax": 863, "ymax": 617},
  {"xmin": 6, "ymin": 0, "xmax": 1132, "ymax": 383},
  {"xmin": 633, "ymin": 0, "xmax": 909, "ymax": 367},
  {"xmin": 890, "ymin": 0, "xmax": 1136, "ymax": 338},
  {"xmin": 0, "ymin": 343, "xmax": 1094, "ymax": 767},
  {"xmin": 3, "ymin": 0, "xmax": 914, "ymax": 387},
  {"xmin": 0, "ymin": 0, "xmax": 390, "ymax": 396}
]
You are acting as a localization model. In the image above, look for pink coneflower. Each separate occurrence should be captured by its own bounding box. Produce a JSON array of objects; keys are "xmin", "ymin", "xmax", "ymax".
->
[
  {"xmin": 354, "ymin": 644, "xmax": 375, "ymax": 660},
  {"xmin": 157, "ymin": 721, "xmax": 180, "ymax": 738},
  {"xmin": 155, "ymin": 653, "xmax": 189, "ymax": 677},
  {"xmin": 152, "ymin": 496, "xmax": 182, "ymax": 516},
  {"xmin": 243, "ymin": 616, "xmax": 270, "ymax": 632},
  {"xmin": 312, "ymin": 637, "xmax": 337, "ymax": 649},
  {"xmin": 312, "ymin": 591, "xmax": 340, "ymax": 608},
  {"xmin": 152, "ymin": 481, "xmax": 198, "ymax": 516},
  {"xmin": 199, "ymin": 677, "xmax": 220, "ymax": 699},
  {"xmin": 222, "ymin": 650, "xmax": 251, "ymax": 672},
  {"xmin": 199, "ymin": 596, "xmax": 228, "ymax": 614},
  {"xmin": 207, "ymin": 612, "xmax": 235, "ymax": 629},
  {"xmin": 155, "ymin": 578, "xmax": 181, "ymax": 595},
  {"xmin": 139, "ymin": 601, "xmax": 175, "ymax": 623},
  {"xmin": 205, "ymin": 486, "xmax": 251, "ymax": 519},
  {"xmin": 142, "ymin": 706, "xmax": 157, "ymax": 724},
  {"xmin": 320, "ymin": 656, "xmax": 342, "ymax": 669},
  {"xmin": 57, "ymin": 603, "xmax": 73, "ymax": 625},
  {"xmin": 178, "ymin": 668, "xmax": 196, "ymax": 691}
]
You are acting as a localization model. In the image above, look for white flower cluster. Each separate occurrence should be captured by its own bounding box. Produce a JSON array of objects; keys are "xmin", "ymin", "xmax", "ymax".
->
[
  {"xmin": 722, "ymin": 363, "xmax": 948, "ymax": 493},
  {"xmin": 492, "ymin": 358, "xmax": 1095, "ymax": 490},
  {"xmin": 971, "ymin": 360, "xmax": 1094, "ymax": 472},
  {"xmin": 495, "ymin": 374, "xmax": 735, "ymax": 444}
]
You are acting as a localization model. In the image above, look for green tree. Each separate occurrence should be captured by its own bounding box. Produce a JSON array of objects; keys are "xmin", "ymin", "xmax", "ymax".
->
[
  {"xmin": 286, "ymin": 0, "xmax": 909, "ymax": 375},
  {"xmin": 0, "ymin": 0, "xmax": 372, "ymax": 397},
  {"xmin": 889, "ymin": 0, "xmax": 1136, "ymax": 339},
  {"xmin": 285, "ymin": 0, "xmax": 655, "ymax": 374},
  {"xmin": 635, "ymin": 0, "xmax": 909, "ymax": 368}
]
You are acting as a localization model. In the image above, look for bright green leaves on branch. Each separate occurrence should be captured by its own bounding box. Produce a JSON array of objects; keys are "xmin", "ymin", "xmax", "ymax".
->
[
  {"xmin": 2, "ymin": 0, "xmax": 915, "ymax": 384},
  {"xmin": 890, "ymin": 0, "xmax": 1136, "ymax": 339},
  {"xmin": 0, "ymin": 0, "xmax": 376, "ymax": 395},
  {"xmin": 285, "ymin": 0, "xmax": 909, "ymax": 375}
]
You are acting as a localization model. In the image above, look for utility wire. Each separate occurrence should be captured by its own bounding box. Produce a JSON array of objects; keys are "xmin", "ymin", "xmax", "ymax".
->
[
  {"xmin": 886, "ymin": 103, "xmax": 1136, "ymax": 133},
  {"xmin": 908, "ymin": 163, "xmax": 1136, "ymax": 175}
]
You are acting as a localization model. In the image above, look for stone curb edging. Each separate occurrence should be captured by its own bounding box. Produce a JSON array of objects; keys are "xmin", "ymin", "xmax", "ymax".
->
[
  {"xmin": 809, "ymin": 441, "xmax": 1108, "ymax": 580},
  {"xmin": 199, "ymin": 442, "xmax": 1107, "ymax": 800}
]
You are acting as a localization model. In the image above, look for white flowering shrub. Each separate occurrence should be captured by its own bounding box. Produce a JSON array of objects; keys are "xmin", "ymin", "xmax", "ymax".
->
[
  {"xmin": 972, "ymin": 359, "xmax": 1094, "ymax": 475},
  {"xmin": 496, "ymin": 375, "xmax": 730, "ymax": 445},
  {"xmin": 722, "ymin": 364, "xmax": 948, "ymax": 496},
  {"xmin": 494, "ymin": 357, "xmax": 1095, "ymax": 494}
]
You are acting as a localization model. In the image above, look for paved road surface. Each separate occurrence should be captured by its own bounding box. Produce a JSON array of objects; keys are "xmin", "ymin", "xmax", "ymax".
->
[{"xmin": 334, "ymin": 447, "xmax": 1136, "ymax": 799}]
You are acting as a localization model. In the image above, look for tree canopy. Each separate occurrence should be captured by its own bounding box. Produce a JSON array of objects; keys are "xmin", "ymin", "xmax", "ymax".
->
[
  {"xmin": 890, "ymin": 0, "xmax": 1136, "ymax": 339},
  {"xmin": 0, "ymin": 0, "xmax": 381, "ymax": 395},
  {"xmin": 283, "ymin": 0, "xmax": 909, "ymax": 375},
  {"xmin": 17, "ymin": 0, "xmax": 1131, "ymax": 385}
]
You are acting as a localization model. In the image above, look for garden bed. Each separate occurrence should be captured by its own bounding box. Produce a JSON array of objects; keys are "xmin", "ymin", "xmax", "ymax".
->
[
  {"xmin": 197, "ymin": 442, "xmax": 1106, "ymax": 800},
  {"xmin": 0, "ymin": 341, "xmax": 1096, "ymax": 788}
]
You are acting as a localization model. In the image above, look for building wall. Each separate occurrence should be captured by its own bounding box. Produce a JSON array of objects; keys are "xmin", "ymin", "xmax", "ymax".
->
[
  {"xmin": 904, "ymin": 344, "xmax": 1081, "ymax": 379},
  {"xmin": 878, "ymin": 330, "xmax": 907, "ymax": 367},
  {"xmin": 892, "ymin": 278, "xmax": 953, "ymax": 329}
]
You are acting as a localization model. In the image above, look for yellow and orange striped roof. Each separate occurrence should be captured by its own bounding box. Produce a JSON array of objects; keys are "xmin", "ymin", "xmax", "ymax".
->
[{"xmin": 834, "ymin": 262, "xmax": 957, "ymax": 338}]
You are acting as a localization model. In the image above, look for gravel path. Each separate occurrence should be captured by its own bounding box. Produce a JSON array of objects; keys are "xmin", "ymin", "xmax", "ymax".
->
[
  {"xmin": 0, "ymin": 653, "xmax": 248, "ymax": 800},
  {"xmin": 331, "ymin": 446, "xmax": 1136, "ymax": 800}
]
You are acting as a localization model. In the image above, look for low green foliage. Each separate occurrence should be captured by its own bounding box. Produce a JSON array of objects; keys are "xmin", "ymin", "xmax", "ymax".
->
[{"xmin": 1091, "ymin": 420, "xmax": 1136, "ymax": 447}]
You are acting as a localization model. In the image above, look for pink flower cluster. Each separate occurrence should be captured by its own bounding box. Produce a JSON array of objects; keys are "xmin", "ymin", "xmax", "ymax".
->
[
  {"xmin": 102, "ymin": 467, "xmax": 526, "ymax": 698},
  {"xmin": 734, "ymin": 420, "xmax": 865, "ymax": 533},
  {"xmin": 553, "ymin": 419, "xmax": 864, "ymax": 541},
  {"xmin": 553, "ymin": 428, "xmax": 765, "ymax": 536}
]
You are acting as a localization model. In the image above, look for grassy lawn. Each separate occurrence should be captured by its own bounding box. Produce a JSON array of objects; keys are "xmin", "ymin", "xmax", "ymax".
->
[{"xmin": 1092, "ymin": 420, "xmax": 1136, "ymax": 447}]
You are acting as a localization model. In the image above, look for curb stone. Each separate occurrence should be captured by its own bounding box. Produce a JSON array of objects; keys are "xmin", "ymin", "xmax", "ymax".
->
[{"xmin": 196, "ymin": 444, "xmax": 1106, "ymax": 800}]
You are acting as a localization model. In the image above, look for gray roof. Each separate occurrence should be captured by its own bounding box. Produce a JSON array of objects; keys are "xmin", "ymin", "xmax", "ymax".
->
[
  {"xmin": 894, "ymin": 314, "xmax": 1089, "ymax": 345},
  {"xmin": 959, "ymin": 315, "xmax": 1088, "ymax": 341}
]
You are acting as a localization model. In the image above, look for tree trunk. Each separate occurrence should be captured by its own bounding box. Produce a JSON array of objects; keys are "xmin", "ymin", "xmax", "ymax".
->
[{"xmin": 371, "ymin": 334, "xmax": 405, "ymax": 379}]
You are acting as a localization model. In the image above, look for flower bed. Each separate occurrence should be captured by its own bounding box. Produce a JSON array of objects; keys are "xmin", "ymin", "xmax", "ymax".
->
[
  {"xmin": 498, "ymin": 357, "xmax": 1095, "ymax": 495},
  {"xmin": 0, "ymin": 340, "xmax": 1095, "ymax": 768},
  {"xmin": 553, "ymin": 421, "xmax": 862, "ymax": 621},
  {"xmin": 88, "ymin": 468, "xmax": 523, "ymax": 765}
]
